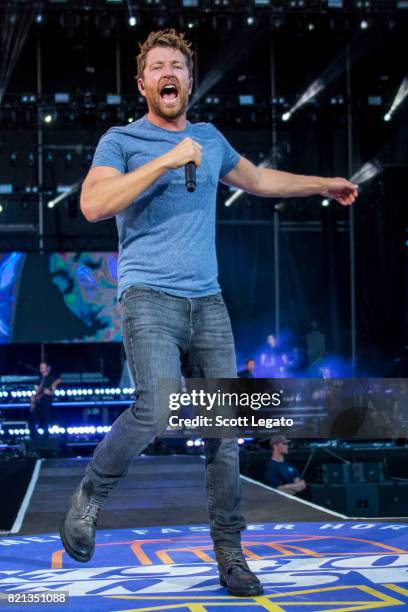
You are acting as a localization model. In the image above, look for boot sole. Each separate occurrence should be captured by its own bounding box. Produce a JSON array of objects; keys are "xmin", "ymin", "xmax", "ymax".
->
[
  {"xmin": 59, "ymin": 514, "xmax": 93, "ymax": 563},
  {"xmin": 219, "ymin": 575, "xmax": 264, "ymax": 597}
]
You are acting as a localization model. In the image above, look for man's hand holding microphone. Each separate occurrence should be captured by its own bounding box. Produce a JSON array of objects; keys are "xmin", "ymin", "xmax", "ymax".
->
[{"xmin": 162, "ymin": 137, "xmax": 202, "ymax": 193}]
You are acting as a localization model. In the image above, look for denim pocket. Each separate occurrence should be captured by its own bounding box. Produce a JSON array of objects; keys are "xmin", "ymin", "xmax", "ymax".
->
[{"xmin": 122, "ymin": 284, "xmax": 161, "ymax": 302}]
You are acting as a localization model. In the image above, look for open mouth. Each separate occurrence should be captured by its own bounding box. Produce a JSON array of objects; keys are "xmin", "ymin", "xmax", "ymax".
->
[{"xmin": 160, "ymin": 83, "xmax": 179, "ymax": 102}]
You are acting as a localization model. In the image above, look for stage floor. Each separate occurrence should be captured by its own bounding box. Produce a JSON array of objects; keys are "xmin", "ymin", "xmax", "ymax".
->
[
  {"xmin": 1, "ymin": 456, "xmax": 408, "ymax": 611},
  {"xmin": 19, "ymin": 455, "xmax": 339, "ymax": 535}
]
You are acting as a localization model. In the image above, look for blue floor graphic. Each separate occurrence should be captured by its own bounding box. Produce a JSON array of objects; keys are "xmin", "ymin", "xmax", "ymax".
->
[{"xmin": 1, "ymin": 522, "xmax": 408, "ymax": 611}]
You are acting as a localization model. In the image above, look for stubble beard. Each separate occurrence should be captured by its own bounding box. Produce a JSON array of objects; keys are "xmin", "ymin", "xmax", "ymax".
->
[{"xmin": 146, "ymin": 87, "xmax": 189, "ymax": 120}]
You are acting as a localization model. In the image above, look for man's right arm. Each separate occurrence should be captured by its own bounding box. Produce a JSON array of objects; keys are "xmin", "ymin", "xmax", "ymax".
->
[{"xmin": 80, "ymin": 137, "xmax": 202, "ymax": 222}]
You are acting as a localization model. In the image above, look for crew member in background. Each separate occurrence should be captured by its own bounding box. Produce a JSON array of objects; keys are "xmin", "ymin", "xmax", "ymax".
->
[
  {"xmin": 238, "ymin": 358, "xmax": 255, "ymax": 378},
  {"xmin": 264, "ymin": 434, "xmax": 307, "ymax": 495},
  {"xmin": 29, "ymin": 361, "xmax": 59, "ymax": 437},
  {"xmin": 259, "ymin": 334, "xmax": 289, "ymax": 377}
]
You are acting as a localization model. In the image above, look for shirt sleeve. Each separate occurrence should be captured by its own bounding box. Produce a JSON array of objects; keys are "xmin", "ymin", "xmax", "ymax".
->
[
  {"xmin": 210, "ymin": 123, "xmax": 240, "ymax": 178},
  {"xmin": 91, "ymin": 130, "xmax": 126, "ymax": 173}
]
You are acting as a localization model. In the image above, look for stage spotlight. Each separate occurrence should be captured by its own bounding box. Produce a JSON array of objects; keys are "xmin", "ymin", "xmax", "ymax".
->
[
  {"xmin": 154, "ymin": 14, "xmax": 167, "ymax": 28},
  {"xmin": 59, "ymin": 13, "xmax": 81, "ymax": 37},
  {"xmin": 246, "ymin": 14, "xmax": 256, "ymax": 26},
  {"xmin": 212, "ymin": 14, "xmax": 232, "ymax": 35},
  {"xmin": 282, "ymin": 111, "xmax": 291, "ymax": 121},
  {"xmin": 35, "ymin": 12, "xmax": 44, "ymax": 24},
  {"xmin": 351, "ymin": 160, "xmax": 382, "ymax": 184},
  {"xmin": 384, "ymin": 76, "xmax": 408, "ymax": 122},
  {"xmin": 322, "ymin": 199, "xmax": 330, "ymax": 207},
  {"xmin": 43, "ymin": 112, "xmax": 54, "ymax": 124},
  {"xmin": 360, "ymin": 19, "xmax": 369, "ymax": 29},
  {"xmin": 270, "ymin": 15, "xmax": 284, "ymax": 30},
  {"xmin": 128, "ymin": 15, "xmax": 137, "ymax": 27},
  {"xmin": 95, "ymin": 12, "xmax": 116, "ymax": 38},
  {"xmin": 64, "ymin": 152, "xmax": 73, "ymax": 167}
]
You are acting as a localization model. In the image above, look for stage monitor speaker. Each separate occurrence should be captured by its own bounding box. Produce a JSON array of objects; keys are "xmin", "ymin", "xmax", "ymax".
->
[
  {"xmin": 352, "ymin": 462, "xmax": 384, "ymax": 483},
  {"xmin": 26, "ymin": 437, "xmax": 62, "ymax": 458},
  {"xmin": 310, "ymin": 484, "xmax": 346, "ymax": 514},
  {"xmin": 345, "ymin": 483, "xmax": 379, "ymax": 516},
  {"xmin": 322, "ymin": 463, "xmax": 350, "ymax": 484},
  {"xmin": 379, "ymin": 482, "xmax": 408, "ymax": 516}
]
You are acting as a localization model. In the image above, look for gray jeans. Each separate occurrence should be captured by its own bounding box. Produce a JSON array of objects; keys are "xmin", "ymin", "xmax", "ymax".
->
[{"xmin": 85, "ymin": 285, "xmax": 246, "ymax": 548}]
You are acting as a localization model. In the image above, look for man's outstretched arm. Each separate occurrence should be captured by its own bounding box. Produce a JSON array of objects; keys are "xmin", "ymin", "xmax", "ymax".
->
[{"xmin": 220, "ymin": 156, "xmax": 358, "ymax": 206}]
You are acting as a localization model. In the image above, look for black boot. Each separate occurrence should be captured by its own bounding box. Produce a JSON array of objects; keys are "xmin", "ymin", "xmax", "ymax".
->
[
  {"xmin": 215, "ymin": 547, "xmax": 263, "ymax": 597},
  {"xmin": 59, "ymin": 479, "xmax": 102, "ymax": 563}
]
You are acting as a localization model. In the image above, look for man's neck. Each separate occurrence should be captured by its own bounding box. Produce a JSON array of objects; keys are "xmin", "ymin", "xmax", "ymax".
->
[
  {"xmin": 146, "ymin": 111, "xmax": 187, "ymax": 131},
  {"xmin": 272, "ymin": 453, "xmax": 284, "ymax": 462}
]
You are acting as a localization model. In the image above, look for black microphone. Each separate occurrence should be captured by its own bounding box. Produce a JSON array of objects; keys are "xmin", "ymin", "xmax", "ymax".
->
[{"xmin": 185, "ymin": 161, "xmax": 196, "ymax": 193}]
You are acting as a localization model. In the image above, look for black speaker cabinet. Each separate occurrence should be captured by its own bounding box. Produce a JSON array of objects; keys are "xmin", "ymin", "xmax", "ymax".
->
[
  {"xmin": 352, "ymin": 462, "xmax": 384, "ymax": 483},
  {"xmin": 322, "ymin": 463, "xmax": 350, "ymax": 484},
  {"xmin": 379, "ymin": 482, "xmax": 408, "ymax": 516},
  {"xmin": 310, "ymin": 484, "xmax": 346, "ymax": 514},
  {"xmin": 345, "ymin": 483, "xmax": 379, "ymax": 516}
]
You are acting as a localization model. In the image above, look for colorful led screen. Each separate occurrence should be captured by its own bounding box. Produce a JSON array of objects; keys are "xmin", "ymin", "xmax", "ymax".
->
[{"xmin": 0, "ymin": 252, "xmax": 121, "ymax": 343}]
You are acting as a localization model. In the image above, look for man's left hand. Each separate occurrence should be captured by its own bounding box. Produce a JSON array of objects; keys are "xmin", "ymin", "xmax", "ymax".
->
[{"xmin": 320, "ymin": 178, "xmax": 358, "ymax": 206}]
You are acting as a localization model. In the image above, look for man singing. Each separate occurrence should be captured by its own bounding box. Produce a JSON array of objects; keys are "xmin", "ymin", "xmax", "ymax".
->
[{"xmin": 60, "ymin": 29, "xmax": 358, "ymax": 596}]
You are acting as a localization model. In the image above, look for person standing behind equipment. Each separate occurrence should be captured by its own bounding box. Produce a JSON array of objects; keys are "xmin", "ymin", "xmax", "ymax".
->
[
  {"xmin": 238, "ymin": 358, "xmax": 255, "ymax": 378},
  {"xmin": 29, "ymin": 361, "xmax": 59, "ymax": 437}
]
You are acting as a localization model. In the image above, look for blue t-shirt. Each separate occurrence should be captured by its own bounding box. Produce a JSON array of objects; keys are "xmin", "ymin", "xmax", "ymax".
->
[
  {"xmin": 264, "ymin": 459, "xmax": 300, "ymax": 488},
  {"xmin": 91, "ymin": 115, "xmax": 240, "ymax": 298}
]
